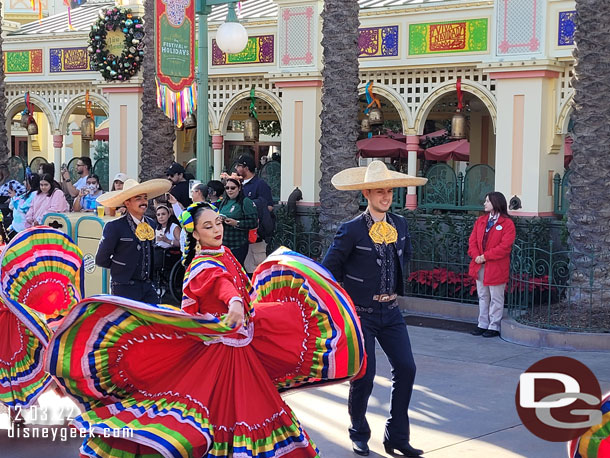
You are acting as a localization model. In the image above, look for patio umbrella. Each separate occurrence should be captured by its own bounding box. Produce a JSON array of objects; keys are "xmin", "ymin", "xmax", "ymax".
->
[
  {"xmin": 385, "ymin": 129, "xmax": 407, "ymax": 141},
  {"xmin": 94, "ymin": 127, "xmax": 109, "ymax": 141},
  {"xmin": 424, "ymin": 139, "xmax": 469, "ymax": 161},
  {"xmin": 356, "ymin": 135, "xmax": 409, "ymax": 158},
  {"xmin": 420, "ymin": 129, "xmax": 448, "ymax": 140}
]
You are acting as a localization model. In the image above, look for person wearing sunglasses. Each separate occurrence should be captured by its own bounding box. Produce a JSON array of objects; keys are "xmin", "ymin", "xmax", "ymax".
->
[
  {"xmin": 61, "ymin": 157, "xmax": 91, "ymax": 198},
  {"xmin": 217, "ymin": 176, "xmax": 258, "ymax": 266}
]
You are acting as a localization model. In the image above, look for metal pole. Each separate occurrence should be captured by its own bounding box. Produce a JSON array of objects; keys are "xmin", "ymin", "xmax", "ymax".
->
[{"xmin": 196, "ymin": 0, "xmax": 211, "ymax": 182}]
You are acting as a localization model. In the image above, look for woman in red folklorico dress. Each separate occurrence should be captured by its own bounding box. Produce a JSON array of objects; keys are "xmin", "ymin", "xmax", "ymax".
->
[
  {"xmin": 46, "ymin": 202, "xmax": 367, "ymax": 458},
  {"xmin": 468, "ymin": 192, "xmax": 516, "ymax": 338},
  {"xmin": 0, "ymin": 226, "xmax": 83, "ymax": 425}
]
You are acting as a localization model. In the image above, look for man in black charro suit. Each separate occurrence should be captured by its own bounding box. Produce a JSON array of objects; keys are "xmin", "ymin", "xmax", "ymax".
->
[{"xmin": 323, "ymin": 161, "xmax": 427, "ymax": 457}]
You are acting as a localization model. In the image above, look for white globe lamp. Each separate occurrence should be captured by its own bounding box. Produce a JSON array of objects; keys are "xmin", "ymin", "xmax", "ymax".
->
[
  {"xmin": 216, "ymin": 21, "xmax": 248, "ymax": 54},
  {"xmin": 216, "ymin": 2, "xmax": 248, "ymax": 55}
]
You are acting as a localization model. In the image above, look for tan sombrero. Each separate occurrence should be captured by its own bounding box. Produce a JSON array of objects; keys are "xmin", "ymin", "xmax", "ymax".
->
[
  {"xmin": 332, "ymin": 160, "xmax": 428, "ymax": 191},
  {"xmin": 96, "ymin": 178, "xmax": 171, "ymax": 207}
]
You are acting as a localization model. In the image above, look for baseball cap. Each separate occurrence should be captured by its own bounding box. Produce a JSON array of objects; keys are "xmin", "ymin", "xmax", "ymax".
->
[
  {"xmin": 166, "ymin": 162, "xmax": 185, "ymax": 176},
  {"xmin": 236, "ymin": 154, "xmax": 256, "ymax": 172},
  {"xmin": 112, "ymin": 172, "xmax": 128, "ymax": 183}
]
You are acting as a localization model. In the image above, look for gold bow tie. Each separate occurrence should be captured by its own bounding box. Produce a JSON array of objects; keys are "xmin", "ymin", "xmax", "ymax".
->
[
  {"xmin": 369, "ymin": 221, "xmax": 398, "ymax": 245},
  {"xmin": 135, "ymin": 222, "xmax": 155, "ymax": 241}
]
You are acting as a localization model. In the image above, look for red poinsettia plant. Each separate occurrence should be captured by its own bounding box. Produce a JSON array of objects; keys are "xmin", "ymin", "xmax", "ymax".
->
[{"xmin": 407, "ymin": 268, "xmax": 478, "ymax": 298}]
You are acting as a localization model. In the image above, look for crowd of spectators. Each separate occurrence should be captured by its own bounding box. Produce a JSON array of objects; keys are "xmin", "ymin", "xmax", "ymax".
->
[{"xmin": 0, "ymin": 153, "xmax": 276, "ymax": 297}]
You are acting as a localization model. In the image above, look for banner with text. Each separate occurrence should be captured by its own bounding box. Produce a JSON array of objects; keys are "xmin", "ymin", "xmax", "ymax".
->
[
  {"xmin": 409, "ymin": 19, "xmax": 488, "ymax": 55},
  {"xmin": 156, "ymin": 0, "xmax": 196, "ymax": 127}
]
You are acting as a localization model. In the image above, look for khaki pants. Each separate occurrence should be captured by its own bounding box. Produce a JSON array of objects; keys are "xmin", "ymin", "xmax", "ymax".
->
[
  {"xmin": 244, "ymin": 241, "xmax": 267, "ymax": 274},
  {"xmin": 476, "ymin": 265, "xmax": 505, "ymax": 331}
]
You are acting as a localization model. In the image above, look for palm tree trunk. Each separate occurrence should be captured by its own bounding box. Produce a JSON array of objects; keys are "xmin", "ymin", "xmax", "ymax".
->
[
  {"xmin": 0, "ymin": 5, "xmax": 11, "ymax": 162},
  {"xmin": 319, "ymin": 0, "xmax": 361, "ymax": 251},
  {"xmin": 139, "ymin": 0, "xmax": 177, "ymax": 182},
  {"xmin": 567, "ymin": 0, "xmax": 610, "ymax": 305}
]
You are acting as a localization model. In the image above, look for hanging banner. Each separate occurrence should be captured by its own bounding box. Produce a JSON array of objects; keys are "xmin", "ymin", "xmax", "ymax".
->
[
  {"xmin": 409, "ymin": 19, "xmax": 488, "ymax": 55},
  {"xmin": 156, "ymin": 0, "xmax": 195, "ymax": 92}
]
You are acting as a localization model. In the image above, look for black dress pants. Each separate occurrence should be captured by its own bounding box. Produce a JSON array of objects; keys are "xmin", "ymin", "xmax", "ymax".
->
[{"xmin": 348, "ymin": 303, "xmax": 416, "ymax": 444}]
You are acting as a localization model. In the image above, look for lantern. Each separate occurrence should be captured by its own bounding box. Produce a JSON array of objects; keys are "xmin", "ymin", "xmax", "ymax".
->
[
  {"xmin": 81, "ymin": 114, "xmax": 96, "ymax": 141},
  {"xmin": 361, "ymin": 116, "xmax": 372, "ymax": 133},
  {"xmin": 26, "ymin": 116, "xmax": 38, "ymax": 136},
  {"xmin": 368, "ymin": 107, "xmax": 384, "ymax": 126},
  {"xmin": 184, "ymin": 113, "xmax": 197, "ymax": 130},
  {"xmin": 244, "ymin": 115, "xmax": 259, "ymax": 143},
  {"xmin": 20, "ymin": 113, "xmax": 30, "ymax": 128},
  {"xmin": 450, "ymin": 111, "xmax": 467, "ymax": 140}
]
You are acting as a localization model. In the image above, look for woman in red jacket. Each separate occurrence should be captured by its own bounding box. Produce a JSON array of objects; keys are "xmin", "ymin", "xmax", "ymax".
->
[{"xmin": 468, "ymin": 192, "xmax": 516, "ymax": 338}]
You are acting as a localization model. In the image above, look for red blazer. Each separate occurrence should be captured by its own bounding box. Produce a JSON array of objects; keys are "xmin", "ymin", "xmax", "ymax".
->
[{"xmin": 468, "ymin": 214, "xmax": 516, "ymax": 286}]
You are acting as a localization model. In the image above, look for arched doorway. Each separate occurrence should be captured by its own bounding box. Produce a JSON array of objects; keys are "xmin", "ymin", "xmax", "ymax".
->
[
  {"xmin": 421, "ymin": 91, "xmax": 496, "ymax": 169},
  {"xmin": 223, "ymin": 97, "xmax": 281, "ymax": 173},
  {"xmin": 357, "ymin": 93, "xmax": 404, "ymax": 138},
  {"xmin": 7, "ymin": 102, "xmax": 54, "ymax": 166},
  {"xmin": 61, "ymin": 96, "xmax": 109, "ymax": 188}
]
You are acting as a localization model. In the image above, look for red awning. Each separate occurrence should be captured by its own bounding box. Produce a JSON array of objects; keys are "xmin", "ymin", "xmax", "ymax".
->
[
  {"xmin": 424, "ymin": 139, "xmax": 470, "ymax": 161},
  {"xmin": 357, "ymin": 135, "xmax": 409, "ymax": 158},
  {"xmin": 95, "ymin": 127, "xmax": 109, "ymax": 141}
]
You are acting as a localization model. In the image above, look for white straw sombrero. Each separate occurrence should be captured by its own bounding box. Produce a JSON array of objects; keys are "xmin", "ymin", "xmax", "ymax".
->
[
  {"xmin": 331, "ymin": 160, "xmax": 428, "ymax": 191},
  {"xmin": 96, "ymin": 178, "xmax": 171, "ymax": 207}
]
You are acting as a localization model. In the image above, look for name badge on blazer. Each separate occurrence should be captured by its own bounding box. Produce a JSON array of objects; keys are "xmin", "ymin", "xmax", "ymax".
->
[{"xmin": 496, "ymin": 225, "xmax": 503, "ymax": 231}]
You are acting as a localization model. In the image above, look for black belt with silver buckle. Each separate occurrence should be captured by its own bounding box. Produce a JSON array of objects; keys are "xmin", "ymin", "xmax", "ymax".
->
[{"xmin": 372, "ymin": 293, "xmax": 397, "ymax": 303}]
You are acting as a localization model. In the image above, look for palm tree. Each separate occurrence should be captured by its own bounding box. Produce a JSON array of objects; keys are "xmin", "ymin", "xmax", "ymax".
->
[
  {"xmin": 0, "ymin": 3, "xmax": 11, "ymax": 162},
  {"xmin": 319, "ymin": 0, "xmax": 361, "ymax": 251},
  {"xmin": 567, "ymin": 1, "xmax": 610, "ymax": 305},
  {"xmin": 139, "ymin": 0, "xmax": 176, "ymax": 181}
]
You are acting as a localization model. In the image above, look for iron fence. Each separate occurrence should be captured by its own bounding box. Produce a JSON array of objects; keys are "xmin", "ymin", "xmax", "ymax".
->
[
  {"xmin": 269, "ymin": 208, "xmax": 608, "ymax": 333},
  {"xmin": 507, "ymin": 242, "xmax": 609, "ymax": 333}
]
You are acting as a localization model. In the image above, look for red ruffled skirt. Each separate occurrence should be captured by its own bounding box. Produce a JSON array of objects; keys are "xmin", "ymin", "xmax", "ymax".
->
[{"xmin": 46, "ymin": 248, "xmax": 365, "ymax": 458}]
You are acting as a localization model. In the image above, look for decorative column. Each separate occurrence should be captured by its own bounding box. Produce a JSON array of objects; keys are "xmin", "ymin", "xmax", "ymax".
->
[
  {"xmin": 405, "ymin": 135, "xmax": 420, "ymax": 210},
  {"xmin": 212, "ymin": 134, "xmax": 224, "ymax": 180},
  {"xmin": 53, "ymin": 133, "xmax": 63, "ymax": 181},
  {"xmin": 272, "ymin": 0, "xmax": 321, "ymax": 204},
  {"xmin": 273, "ymin": 78, "xmax": 322, "ymax": 203},
  {"xmin": 487, "ymin": 65, "xmax": 564, "ymax": 216},
  {"xmin": 101, "ymin": 81, "xmax": 143, "ymax": 181}
]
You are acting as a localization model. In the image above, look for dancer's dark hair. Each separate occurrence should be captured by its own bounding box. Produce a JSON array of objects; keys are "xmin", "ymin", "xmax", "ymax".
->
[{"xmin": 179, "ymin": 202, "xmax": 220, "ymax": 266}]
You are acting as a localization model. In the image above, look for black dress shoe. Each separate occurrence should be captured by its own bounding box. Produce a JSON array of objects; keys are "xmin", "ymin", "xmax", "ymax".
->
[
  {"xmin": 383, "ymin": 441, "xmax": 423, "ymax": 457},
  {"xmin": 352, "ymin": 440, "xmax": 370, "ymax": 456},
  {"xmin": 482, "ymin": 329, "xmax": 500, "ymax": 338},
  {"xmin": 470, "ymin": 326, "xmax": 486, "ymax": 336}
]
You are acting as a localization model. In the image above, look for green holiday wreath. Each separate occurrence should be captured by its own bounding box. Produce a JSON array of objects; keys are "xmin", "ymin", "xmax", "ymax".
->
[{"xmin": 88, "ymin": 6, "xmax": 145, "ymax": 82}]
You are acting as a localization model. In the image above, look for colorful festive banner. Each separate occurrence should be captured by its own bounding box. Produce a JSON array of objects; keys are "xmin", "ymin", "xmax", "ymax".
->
[
  {"xmin": 156, "ymin": 0, "xmax": 195, "ymax": 92},
  {"xmin": 558, "ymin": 11, "xmax": 576, "ymax": 47},
  {"xmin": 409, "ymin": 19, "xmax": 488, "ymax": 55},
  {"xmin": 50, "ymin": 48, "xmax": 92, "ymax": 72},
  {"xmin": 212, "ymin": 35, "xmax": 274, "ymax": 66},
  {"xmin": 359, "ymin": 26, "xmax": 398, "ymax": 58},
  {"xmin": 4, "ymin": 50, "xmax": 43, "ymax": 73}
]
